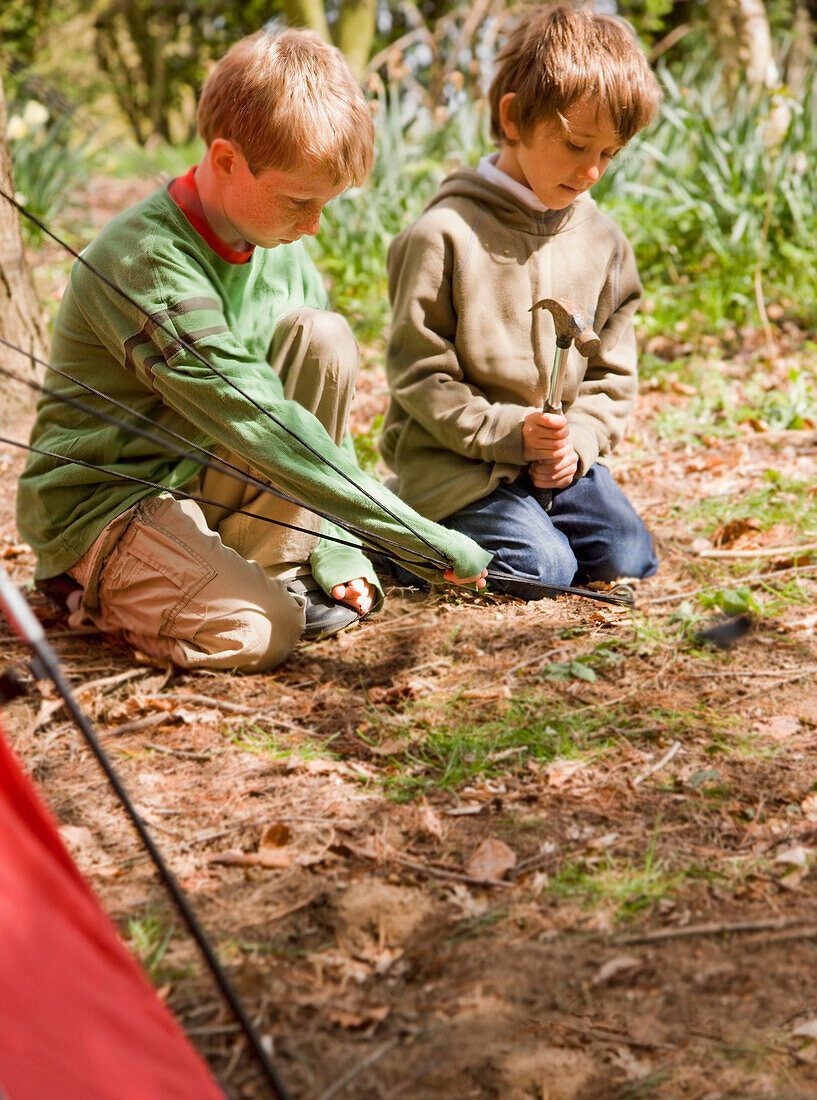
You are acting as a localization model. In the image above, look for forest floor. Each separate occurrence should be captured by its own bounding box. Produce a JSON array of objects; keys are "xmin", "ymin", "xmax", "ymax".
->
[{"xmin": 2, "ymin": 183, "xmax": 817, "ymax": 1100}]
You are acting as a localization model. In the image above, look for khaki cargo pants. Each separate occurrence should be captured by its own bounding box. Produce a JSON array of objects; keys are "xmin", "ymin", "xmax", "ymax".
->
[{"xmin": 67, "ymin": 308, "xmax": 359, "ymax": 673}]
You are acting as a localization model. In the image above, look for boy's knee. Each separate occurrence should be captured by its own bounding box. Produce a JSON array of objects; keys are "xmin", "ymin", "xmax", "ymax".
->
[
  {"xmin": 279, "ymin": 308, "xmax": 359, "ymax": 387},
  {"xmin": 174, "ymin": 587, "xmax": 305, "ymax": 673},
  {"xmin": 586, "ymin": 524, "xmax": 658, "ymax": 582},
  {"xmin": 490, "ymin": 536, "xmax": 577, "ymax": 595},
  {"xmin": 226, "ymin": 604, "xmax": 303, "ymax": 672}
]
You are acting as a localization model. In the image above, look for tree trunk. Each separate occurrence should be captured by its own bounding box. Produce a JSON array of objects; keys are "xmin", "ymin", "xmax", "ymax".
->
[
  {"xmin": 281, "ymin": 0, "xmax": 331, "ymax": 44},
  {"xmin": 0, "ymin": 72, "xmax": 48, "ymax": 422},
  {"xmin": 336, "ymin": 0, "xmax": 378, "ymax": 79},
  {"xmin": 281, "ymin": 0, "xmax": 377, "ymax": 78},
  {"xmin": 708, "ymin": 0, "xmax": 778, "ymax": 93}
]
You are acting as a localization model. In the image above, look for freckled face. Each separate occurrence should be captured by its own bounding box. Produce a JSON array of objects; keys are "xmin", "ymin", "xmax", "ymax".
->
[
  {"xmin": 496, "ymin": 96, "xmax": 622, "ymax": 210},
  {"xmin": 219, "ymin": 150, "xmax": 347, "ymax": 250}
]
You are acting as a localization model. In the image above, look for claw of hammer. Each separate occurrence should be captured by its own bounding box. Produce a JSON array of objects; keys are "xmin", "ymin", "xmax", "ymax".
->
[{"xmin": 530, "ymin": 296, "xmax": 601, "ymax": 358}]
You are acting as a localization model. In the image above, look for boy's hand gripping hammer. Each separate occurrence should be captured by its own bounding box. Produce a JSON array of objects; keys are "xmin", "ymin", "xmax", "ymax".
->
[{"xmin": 528, "ymin": 295, "xmax": 601, "ymax": 511}]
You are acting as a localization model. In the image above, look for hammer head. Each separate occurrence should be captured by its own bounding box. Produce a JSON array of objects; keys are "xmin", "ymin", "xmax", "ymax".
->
[{"xmin": 531, "ymin": 295, "xmax": 601, "ymax": 358}]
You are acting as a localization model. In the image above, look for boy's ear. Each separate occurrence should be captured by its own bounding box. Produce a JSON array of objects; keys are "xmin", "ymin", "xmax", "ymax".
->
[
  {"xmin": 499, "ymin": 93, "xmax": 522, "ymax": 143},
  {"xmin": 209, "ymin": 138, "xmax": 240, "ymax": 178}
]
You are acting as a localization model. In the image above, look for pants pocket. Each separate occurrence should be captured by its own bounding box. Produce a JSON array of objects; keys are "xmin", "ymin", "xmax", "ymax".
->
[{"xmin": 97, "ymin": 507, "xmax": 216, "ymax": 641}]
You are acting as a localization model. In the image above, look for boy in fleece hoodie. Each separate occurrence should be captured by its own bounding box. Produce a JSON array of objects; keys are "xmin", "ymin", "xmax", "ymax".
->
[{"xmin": 380, "ymin": 5, "xmax": 662, "ymax": 597}]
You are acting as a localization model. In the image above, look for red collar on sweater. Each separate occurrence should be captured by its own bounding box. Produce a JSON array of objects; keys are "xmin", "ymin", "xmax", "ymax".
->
[{"xmin": 168, "ymin": 167, "xmax": 254, "ymax": 265}]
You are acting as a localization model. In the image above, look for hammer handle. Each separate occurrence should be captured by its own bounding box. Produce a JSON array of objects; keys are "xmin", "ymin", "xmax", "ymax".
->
[{"xmin": 530, "ymin": 340, "xmax": 569, "ymax": 512}]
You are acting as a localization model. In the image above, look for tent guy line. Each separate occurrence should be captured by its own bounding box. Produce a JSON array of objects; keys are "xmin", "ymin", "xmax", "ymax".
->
[
  {"xmin": 0, "ymin": 336, "xmax": 635, "ymax": 605},
  {"xmin": 0, "ymin": 184, "xmax": 448, "ymax": 564},
  {"xmin": 0, "ymin": 351, "xmax": 450, "ymax": 571}
]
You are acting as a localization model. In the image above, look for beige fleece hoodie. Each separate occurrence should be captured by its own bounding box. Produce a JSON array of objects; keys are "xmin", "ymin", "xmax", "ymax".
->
[{"xmin": 380, "ymin": 166, "xmax": 643, "ymax": 521}]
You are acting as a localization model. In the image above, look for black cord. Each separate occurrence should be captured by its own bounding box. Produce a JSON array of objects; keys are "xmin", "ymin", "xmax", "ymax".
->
[
  {"xmin": 0, "ymin": 433, "xmax": 450, "ymax": 573},
  {"xmin": 0, "ymin": 187, "xmax": 450, "ymax": 566},
  {"xmin": 0, "ymin": 352, "xmax": 450, "ymax": 571}
]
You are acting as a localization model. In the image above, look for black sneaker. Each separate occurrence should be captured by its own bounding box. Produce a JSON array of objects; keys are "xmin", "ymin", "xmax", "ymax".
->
[{"xmin": 284, "ymin": 576, "xmax": 359, "ymax": 640}]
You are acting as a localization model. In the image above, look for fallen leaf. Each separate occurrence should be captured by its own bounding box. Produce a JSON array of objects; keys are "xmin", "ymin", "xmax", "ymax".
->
[
  {"xmin": 368, "ymin": 739, "xmax": 407, "ymax": 756},
  {"xmin": 31, "ymin": 697, "xmax": 67, "ymax": 732},
  {"xmin": 546, "ymin": 759, "xmax": 585, "ymax": 789},
  {"xmin": 712, "ymin": 517, "xmax": 761, "ymax": 548},
  {"xmin": 460, "ymin": 686, "xmax": 511, "ymax": 700},
  {"xmin": 209, "ymin": 848, "xmax": 296, "ymax": 869},
  {"xmin": 591, "ymin": 954, "xmax": 642, "ymax": 986},
  {"xmin": 609, "ymin": 1046, "xmax": 653, "ymax": 1080},
  {"xmin": 443, "ymin": 803, "xmax": 484, "ymax": 817},
  {"xmin": 801, "ymin": 794, "xmax": 817, "ymax": 821},
  {"xmin": 756, "ymin": 715, "xmax": 802, "ymax": 742},
  {"xmin": 328, "ymin": 1005, "xmax": 390, "ymax": 1029},
  {"xmin": 793, "ymin": 1019, "xmax": 817, "ymax": 1040},
  {"xmin": 587, "ymin": 832, "xmax": 620, "ymax": 852},
  {"xmin": 775, "ymin": 846, "xmax": 812, "ymax": 867},
  {"xmin": 286, "ymin": 756, "xmax": 340, "ymax": 774},
  {"xmin": 260, "ymin": 823, "xmax": 292, "ymax": 849},
  {"xmin": 418, "ymin": 798, "xmax": 443, "ymax": 839},
  {"xmin": 464, "ymin": 838, "xmax": 516, "ymax": 881}
]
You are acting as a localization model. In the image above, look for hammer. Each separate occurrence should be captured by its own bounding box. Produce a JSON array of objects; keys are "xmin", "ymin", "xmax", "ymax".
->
[{"xmin": 528, "ymin": 295, "xmax": 601, "ymax": 511}]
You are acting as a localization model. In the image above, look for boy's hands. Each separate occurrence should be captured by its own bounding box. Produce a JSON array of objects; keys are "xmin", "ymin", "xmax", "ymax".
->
[
  {"xmin": 523, "ymin": 410, "xmax": 579, "ymax": 489},
  {"xmin": 333, "ymin": 571, "xmax": 488, "ymax": 609},
  {"xmin": 332, "ymin": 578, "xmax": 377, "ymax": 616}
]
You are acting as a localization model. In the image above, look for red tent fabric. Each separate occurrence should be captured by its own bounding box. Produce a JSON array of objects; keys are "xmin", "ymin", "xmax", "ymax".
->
[{"xmin": 0, "ymin": 722, "xmax": 225, "ymax": 1100}]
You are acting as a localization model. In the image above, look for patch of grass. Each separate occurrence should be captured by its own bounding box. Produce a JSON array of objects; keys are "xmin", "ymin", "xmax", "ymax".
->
[
  {"xmin": 688, "ymin": 474, "xmax": 817, "ymax": 539},
  {"xmin": 651, "ymin": 357, "xmax": 817, "ymax": 444},
  {"xmin": 597, "ymin": 59, "xmax": 817, "ymax": 335},
  {"xmin": 230, "ymin": 722, "xmax": 340, "ymax": 761},
  {"xmin": 127, "ymin": 911, "xmax": 190, "ymax": 984},
  {"xmin": 375, "ymin": 691, "xmax": 729, "ymax": 800},
  {"xmin": 379, "ymin": 696, "xmax": 617, "ymax": 800},
  {"xmin": 548, "ymin": 847, "xmax": 688, "ymax": 923},
  {"xmin": 308, "ymin": 85, "xmax": 491, "ymax": 345}
]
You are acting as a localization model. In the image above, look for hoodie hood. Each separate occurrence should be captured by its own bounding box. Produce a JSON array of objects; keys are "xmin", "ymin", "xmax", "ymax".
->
[{"xmin": 424, "ymin": 165, "xmax": 597, "ymax": 236}]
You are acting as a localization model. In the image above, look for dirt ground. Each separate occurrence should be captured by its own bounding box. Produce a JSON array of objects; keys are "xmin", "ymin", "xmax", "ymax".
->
[{"xmin": 2, "ymin": 216, "xmax": 817, "ymax": 1099}]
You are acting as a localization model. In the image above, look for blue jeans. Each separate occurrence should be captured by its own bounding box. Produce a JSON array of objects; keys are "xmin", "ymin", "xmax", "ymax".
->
[{"xmin": 443, "ymin": 465, "xmax": 658, "ymax": 599}]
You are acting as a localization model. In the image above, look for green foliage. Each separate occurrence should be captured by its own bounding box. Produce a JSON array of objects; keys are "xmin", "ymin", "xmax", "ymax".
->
[
  {"xmin": 127, "ymin": 912, "xmax": 189, "ymax": 983},
  {"xmin": 690, "ymin": 473, "xmax": 817, "ymax": 537},
  {"xmin": 351, "ymin": 413, "xmax": 384, "ymax": 475},
  {"xmin": 549, "ymin": 849, "xmax": 687, "ymax": 922},
  {"xmin": 617, "ymin": 0, "xmax": 677, "ymax": 40},
  {"xmin": 310, "ymin": 85, "xmax": 492, "ymax": 344},
  {"xmin": 647, "ymin": 352, "xmax": 817, "ymax": 444},
  {"xmin": 595, "ymin": 57, "xmax": 817, "ymax": 333},
  {"xmin": 0, "ymin": 0, "xmax": 70, "ymax": 83},
  {"xmin": 6, "ymin": 97, "xmax": 98, "ymax": 243},
  {"xmin": 699, "ymin": 587, "xmax": 759, "ymax": 616}
]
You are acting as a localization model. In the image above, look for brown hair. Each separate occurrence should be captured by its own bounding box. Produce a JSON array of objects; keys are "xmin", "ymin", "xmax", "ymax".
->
[
  {"xmin": 488, "ymin": 4, "xmax": 661, "ymax": 146},
  {"xmin": 198, "ymin": 29, "xmax": 374, "ymax": 184}
]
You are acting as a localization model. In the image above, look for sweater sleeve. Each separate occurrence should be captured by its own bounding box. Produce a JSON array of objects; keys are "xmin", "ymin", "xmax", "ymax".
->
[
  {"xmin": 565, "ymin": 233, "xmax": 642, "ymax": 476},
  {"xmin": 72, "ymin": 244, "xmax": 491, "ymax": 585},
  {"xmin": 386, "ymin": 223, "xmax": 531, "ymax": 466},
  {"xmin": 309, "ymin": 435, "xmax": 384, "ymax": 606}
]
